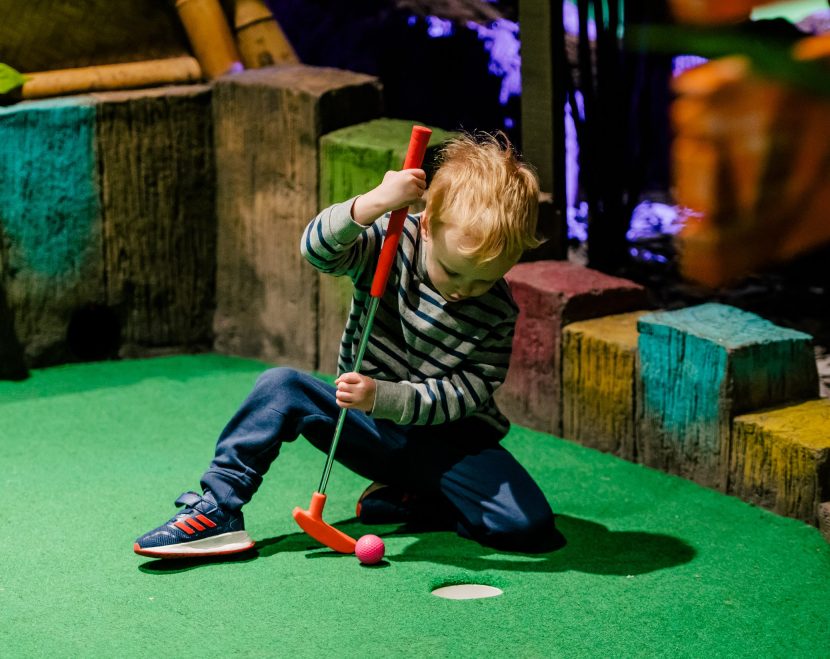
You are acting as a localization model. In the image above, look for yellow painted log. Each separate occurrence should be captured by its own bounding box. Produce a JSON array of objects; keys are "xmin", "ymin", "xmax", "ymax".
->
[
  {"xmin": 562, "ymin": 311, "xmax": 648, "ymax": 459},
  {"xmin": 731, "ymin": 399, "xmax": 830, "ymax": 525}
]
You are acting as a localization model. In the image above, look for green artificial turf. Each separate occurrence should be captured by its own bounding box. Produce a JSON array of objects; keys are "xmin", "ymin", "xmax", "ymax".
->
[{"xmin": 1, "ymin": 354, "xmax": 829, "ymax": 657}]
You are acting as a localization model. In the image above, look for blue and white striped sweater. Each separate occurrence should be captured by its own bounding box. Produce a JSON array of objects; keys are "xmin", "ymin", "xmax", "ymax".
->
[{"xmin": 301, "ymin": 197, "xmax": 517, "ymax": 434}]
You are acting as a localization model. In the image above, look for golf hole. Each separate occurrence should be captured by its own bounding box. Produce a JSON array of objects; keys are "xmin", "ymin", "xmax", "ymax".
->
[{"xmin": 431, "ymin": 584, "xmax": 504, "ymax": 600}]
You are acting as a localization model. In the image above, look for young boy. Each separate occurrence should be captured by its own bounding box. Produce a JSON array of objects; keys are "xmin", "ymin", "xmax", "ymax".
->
[{"xmin": 134, "ymin": 133, "xmax": 565, "ymax": 558}]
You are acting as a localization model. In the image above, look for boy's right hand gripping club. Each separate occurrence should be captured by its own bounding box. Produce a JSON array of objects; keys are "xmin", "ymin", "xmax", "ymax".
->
[{"xmin": 292, "ymin": 125, "xmax": 432, "ymax": 553}]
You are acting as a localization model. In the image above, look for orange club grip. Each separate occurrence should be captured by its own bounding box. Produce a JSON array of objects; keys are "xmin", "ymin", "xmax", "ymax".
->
[{"xmin": 369, "ymin": 125, "xmax": 432, "ymax": 298}]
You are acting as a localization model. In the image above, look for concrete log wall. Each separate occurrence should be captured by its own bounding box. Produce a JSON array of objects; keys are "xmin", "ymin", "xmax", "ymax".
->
[
  {"xmin": 0, "ymin": 86, "xmax": 215, "ymax": 366},
  {"xmin": 96, "ymin": 86, "xmax": 216, "ymax": 355},
  {"xmin": 212, "ymin": 66, "xmax": 382, "ymax": 370},
  {"xmin": 1, "ymin": 68, "xmax": 827, "ymax": 537},
  {"xmin": 0, "ymin": 98, "xmax": 105, "ymax": 366},
  {"xmin": 562, "ymin": 311, "xmax": 648, "ymax": 459},
  {"xmin": 731, "ymin": 399, "xmax": 830, "ymax": 523},
  {"xmin": 636, "ymin": 303, "xmax": 818, "ymax": 490},
  {"xmin": 496, "ymin": 261, "xmax": 649, "ymax": 436}
]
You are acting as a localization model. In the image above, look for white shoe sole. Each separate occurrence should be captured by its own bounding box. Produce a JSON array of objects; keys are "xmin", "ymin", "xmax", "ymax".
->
[{"xmin": 134, "ymin": 531, "xmax": 255, "ymax": 558}]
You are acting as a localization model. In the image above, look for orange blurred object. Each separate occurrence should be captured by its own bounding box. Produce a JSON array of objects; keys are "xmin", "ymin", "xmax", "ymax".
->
[{"xmin": 672, "ymin": 51, "xmax": 830, "ymax": 287}]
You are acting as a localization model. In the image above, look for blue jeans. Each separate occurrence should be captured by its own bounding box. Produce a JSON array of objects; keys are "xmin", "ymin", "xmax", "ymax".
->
[{"xmin": 201, "ymin": 367, "xmax": 563, "ymax": 552}]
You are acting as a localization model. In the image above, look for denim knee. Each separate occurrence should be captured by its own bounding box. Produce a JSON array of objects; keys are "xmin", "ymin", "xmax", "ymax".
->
[
  {"xmin": 254, "ymin": 366, "xmax": 301, "ymax": 392},
  {"xmin": 479, "ymin": 507, "xmax": 565, "ymax": 553}
]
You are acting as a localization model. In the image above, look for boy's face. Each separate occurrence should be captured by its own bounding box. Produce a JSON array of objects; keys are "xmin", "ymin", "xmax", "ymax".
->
[{"xmin": 420, "ymin": 215, "xmax": 517, "ymax": 302}]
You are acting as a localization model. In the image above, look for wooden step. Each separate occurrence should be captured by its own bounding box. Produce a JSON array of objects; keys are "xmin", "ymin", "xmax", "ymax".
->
[
  {"xmin": 637, "ymin": 303, "xmax": 818, "ymax": 490},
  {"xmin": 562, "ymin": 311, "xmax": 649, "ymax": 459},
  {"xmin": 731, "ymin": 399, "xmax": 830, "ymax": 526}
]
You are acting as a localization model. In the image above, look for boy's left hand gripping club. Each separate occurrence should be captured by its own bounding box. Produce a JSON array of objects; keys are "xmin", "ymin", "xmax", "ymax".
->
[{"xmin": 293, "ymin": 125, "xmax": 432, "ymax": 553}]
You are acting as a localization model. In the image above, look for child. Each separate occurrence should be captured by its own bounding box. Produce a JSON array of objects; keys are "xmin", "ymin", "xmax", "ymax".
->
[{"xmin": 134, "ymin": 132, "xmax": 565, "ymax": 558}]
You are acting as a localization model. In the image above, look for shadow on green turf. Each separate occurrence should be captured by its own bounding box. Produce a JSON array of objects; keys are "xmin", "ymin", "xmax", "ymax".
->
[{"xmin": 138, "ymin": 514, "xmax": 695, "ymax": 576}]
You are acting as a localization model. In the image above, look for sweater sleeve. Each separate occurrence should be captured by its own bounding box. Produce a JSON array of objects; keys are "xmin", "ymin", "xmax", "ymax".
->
[
  {"xmin": 300, "ymin": 197, "xmax": 384, "ymax": 282},
  {"xmin": 370, "ymin": 314, "xmax": 516, "ymax": 426}
]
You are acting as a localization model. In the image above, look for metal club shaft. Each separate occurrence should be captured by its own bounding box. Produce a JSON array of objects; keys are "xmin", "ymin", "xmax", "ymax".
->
[{"xmin": 317, "ymin": 296, "xmax": 380, "ymax": 494}]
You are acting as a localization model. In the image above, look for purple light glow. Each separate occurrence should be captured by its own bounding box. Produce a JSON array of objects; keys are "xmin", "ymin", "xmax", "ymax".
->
[
  {"xmin": 563, "ymin": 1, "xmax": 597, "ymax": 39},
  {"xmin": 627, "ymin": 201, "xmax": 684, "ymax": 242},
  {"xmin": 467, "ymin": 19, "xmax": 522, "ymax": 105},
  {"xmin": 673, "ymin": 55, "xmax": 709, "ymax": 76},
  {"xmin": 425, "ymin": 16, "xmax": 454, "ymax": 38}
]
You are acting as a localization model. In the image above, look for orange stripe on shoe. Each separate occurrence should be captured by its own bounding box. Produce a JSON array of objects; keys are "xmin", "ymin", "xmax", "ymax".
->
[
  {"xmin": 196, "ymin": 514, "xmax": 217, "ymax": 528},
  {"xmin": 185, "ymin": 517, "xmax": 206, "ymax": 531},
  {"xmin": 173, "ymin": 520, "xmax": 195, "ymax": 535}
]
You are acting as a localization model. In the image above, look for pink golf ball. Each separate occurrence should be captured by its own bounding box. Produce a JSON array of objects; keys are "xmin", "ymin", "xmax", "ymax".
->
[{"xmin": 355, "ymin": 534, "xmax": 385, "ymax": 565}]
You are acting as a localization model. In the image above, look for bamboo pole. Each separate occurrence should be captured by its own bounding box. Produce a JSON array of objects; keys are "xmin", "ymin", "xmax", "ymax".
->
[
  {"xmin": 21, "ymin": 57, "xmax": 203, "ymax": 99},
  {"xmin": 175, "ymin": 0, "xmax": 243, "ymax": 78},
  {"xmin": 234, "ymin": 0, "xmax": 299, "ymax": 68}
]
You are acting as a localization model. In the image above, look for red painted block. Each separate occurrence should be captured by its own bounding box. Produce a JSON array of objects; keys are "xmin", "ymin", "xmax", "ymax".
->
[{"xmin": 496, "ymin": 261, "xmax": 649, "ymax": 435}]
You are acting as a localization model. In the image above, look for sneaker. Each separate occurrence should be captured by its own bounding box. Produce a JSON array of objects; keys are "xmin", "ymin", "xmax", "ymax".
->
[
  {"xmin": 355, "ymin": 482, "xmax": 419, "ymax": 524},
  {"xmin": 133, "ymin": 491, "xmax": 254, "ymax": 558}
]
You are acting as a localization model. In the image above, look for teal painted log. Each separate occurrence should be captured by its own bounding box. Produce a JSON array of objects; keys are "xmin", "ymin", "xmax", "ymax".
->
[
  {"xmin": 0, "ymin": 98, "xmax": 104, "ymax": 366},
  {"xmin": 637, "ymin": 303, "xmax": 818, "ymax": 490},
  {"xmin": 212, "ymin": 66, "xmax": 382, "ymax": 369},
  {"xmin": 316, "ymin": 118, "xmax": 455, "ymax": 375},
  {"xmin": 0, "ymin": 88, "xmax": 218, "ymax": 368}
]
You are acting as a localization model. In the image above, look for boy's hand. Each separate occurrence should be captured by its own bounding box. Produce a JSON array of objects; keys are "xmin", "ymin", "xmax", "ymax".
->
[
  {"xmin": 334, "ymin": 372, "xmax": 377, "ymax": 412},
  {"xmin": 351, "ymin": 169, "xmax": 426, "ymax": 226}
]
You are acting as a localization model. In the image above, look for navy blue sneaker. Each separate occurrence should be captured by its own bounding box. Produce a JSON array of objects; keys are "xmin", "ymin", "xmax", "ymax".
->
[
  {"xmin": 134, "ymin": 491, "xmax": 254, "ymax": 559},
  {"xmin": 355, "ymin": 482, "xmax": 422, "ymax": 524},
  {"xmin": 356, "ymin": 482, "xmax": 457, "ymax": 529}
]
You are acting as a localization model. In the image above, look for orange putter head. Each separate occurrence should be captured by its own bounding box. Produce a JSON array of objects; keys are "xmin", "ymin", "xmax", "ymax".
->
[{"xmin": 292, "ymin": 492, "xmax": 357, "ymax": 554}]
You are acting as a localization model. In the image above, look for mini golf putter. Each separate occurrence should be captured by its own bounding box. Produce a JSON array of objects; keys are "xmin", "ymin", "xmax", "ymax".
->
[{"xmin": 292, "ymin": 124, "xmax": 432, "ymax": 553}]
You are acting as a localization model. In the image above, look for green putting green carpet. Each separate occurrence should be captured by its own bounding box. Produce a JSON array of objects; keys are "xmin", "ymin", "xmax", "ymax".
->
[{"xmin": 1, "ymin": 354, "xmax": 828, "ymax": 657}]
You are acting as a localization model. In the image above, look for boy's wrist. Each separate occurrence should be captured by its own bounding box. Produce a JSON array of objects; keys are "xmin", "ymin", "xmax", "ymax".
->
[{"xmin": 351, "ymin": 190, "xmax": 388, "ymax": 226}]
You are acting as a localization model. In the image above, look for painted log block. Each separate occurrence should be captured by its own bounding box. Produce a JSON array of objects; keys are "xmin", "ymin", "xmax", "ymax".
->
[
  {"xmin": 316, "ymin": 118, "xmax": 455, "ymax": 375},
  {"xmin": 212, "ymin": 66, "xmax": 382, "ymax": 369},
  {"xmin": 819, "ymin": 502, "xmax": 830, "ymax": 544},
  {"xmin": 637, "ymin": 303, "xmax": 818, "ymax": 490},
  {"xmin": 562, "ymin": 311, "xmax": 649, "ymax": 459},
  {"xmin": 0, "ymin": 98, "xmax": 105, "ymax": 366},
  {"xmin": 94, "ymin": 85, "xmax": 216, "ymax": 356},
  {"xmin": 496, "ymin": 261, "xmax": 648, "ymax": 435},
  {"xmin": 731, "ymin": 399, "xmax": 830, "ymax": 526}
]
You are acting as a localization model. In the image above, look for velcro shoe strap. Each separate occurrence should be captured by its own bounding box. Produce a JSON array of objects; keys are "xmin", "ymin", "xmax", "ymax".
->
[{"xmin": 175, "ymin": 491, "xmax": 203, "ymax": 508}]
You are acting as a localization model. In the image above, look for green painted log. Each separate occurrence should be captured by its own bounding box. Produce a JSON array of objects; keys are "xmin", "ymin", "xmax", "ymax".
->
[
  {"xmin": 212, "ymin": 66, "xmax": 382, "ymax": 369},
  {"xmin": 0, "ymin": 98, "xmax": 104, "ymax": 366},
  {"xmin": 562, "ymin": 311, "xmax": 648, "ymax": 459},
  {"xmin": 731, "ymin": 399, "xmax": 830, "ymax": 526},
  {"xmin": 637, "ymin": 303, "xmax": 818, "ymax": 491},
  {"xmin": 94, "ymin": 85, "xmax": 215, "ymax": 356},
  {"xmin": 317, "ymin": 118, "xmax": 455, "ymax": 375}
]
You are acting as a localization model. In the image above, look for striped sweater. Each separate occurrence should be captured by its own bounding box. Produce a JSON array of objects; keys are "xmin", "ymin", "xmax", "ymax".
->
[{"xmin": 301, "ymin": 198, "xmax": 518, "ymax": 435}]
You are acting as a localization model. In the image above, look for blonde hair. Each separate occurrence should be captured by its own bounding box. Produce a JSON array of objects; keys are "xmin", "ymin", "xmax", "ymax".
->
[{"xmin": 424, "ymin": 131, "xmax": 541, "ymax": 263}]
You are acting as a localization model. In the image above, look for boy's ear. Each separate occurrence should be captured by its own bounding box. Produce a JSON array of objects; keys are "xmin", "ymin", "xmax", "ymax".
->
[{"xmin": 420, "ymin": 212, "xmax": 431, "ymax": 240}]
